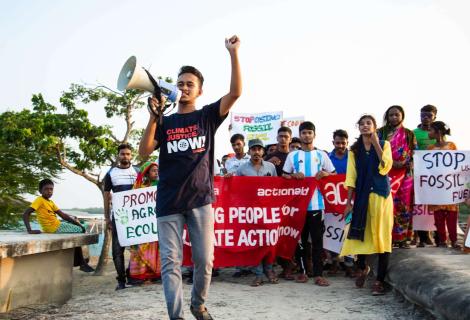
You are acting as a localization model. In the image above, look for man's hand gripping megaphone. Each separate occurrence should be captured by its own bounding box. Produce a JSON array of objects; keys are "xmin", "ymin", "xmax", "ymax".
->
[{"xmin": 147, "ymin": 94, "xmax": 167, "ymax": 124}]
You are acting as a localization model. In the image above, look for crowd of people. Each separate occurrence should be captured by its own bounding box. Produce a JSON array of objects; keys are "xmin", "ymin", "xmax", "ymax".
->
[
  {"xmin": 21, "ymin": 35, "xmax": 470, "ymax": 320},
  {"xmin": 212, "ymin": 103, "xmax": 467, "ymax": 297}
]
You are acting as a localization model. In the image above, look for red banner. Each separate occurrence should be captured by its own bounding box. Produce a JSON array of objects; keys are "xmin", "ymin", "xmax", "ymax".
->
[
  {"xmin": 182, "ymin": 175, "xmax": 354, "ymax": 268},
  {"xmin": 184, "ymin": 176, "xmax": 315, "ymax": 267},
  {"xmin": 318, "ymin": 174, "xmax": 348, "ymax": 214}
]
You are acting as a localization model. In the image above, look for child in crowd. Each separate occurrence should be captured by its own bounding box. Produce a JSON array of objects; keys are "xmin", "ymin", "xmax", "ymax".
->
[
  {"xmin": 22, "ymin": 179, "xmax": 94, "ymax": 272},
  {"xmin": 427, "ymin": 121, "xmax": 461, "ymax": 249},
  {"xmin": 289, "ymin": 137, "xmax": 302, "ymax": 152}
]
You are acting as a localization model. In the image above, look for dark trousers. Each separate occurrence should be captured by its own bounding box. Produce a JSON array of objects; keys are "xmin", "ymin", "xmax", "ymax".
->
[
  {"xmin": 417, "ymin": 230, "xmax": 429, "ymax": 243},
  {"xmin": 111, "ymin": 218, "xmax": 127, "ymax": 283},
  {"xmin": 357, "ymin": 253, "xmax": 390, "ymax": 282},
  {"xmin": 73, "ymin": 247, "xmax": 86, "ymax": 267},
  {"xmin": 295, "ymin": 210, "xmax": 324, "ymax": 277}
]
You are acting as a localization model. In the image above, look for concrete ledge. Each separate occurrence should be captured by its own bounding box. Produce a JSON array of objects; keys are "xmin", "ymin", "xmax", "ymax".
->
[
  {"xmin": 0, "ymin": 231, "xmax": 99, "ymax": 258},
  {"xmin": 387, "ymin": 248, "xmax": 470, "ymax": 320},
  {"xmin": 0, "ymin": 231, "xmax": 99, "ymax": 312}
]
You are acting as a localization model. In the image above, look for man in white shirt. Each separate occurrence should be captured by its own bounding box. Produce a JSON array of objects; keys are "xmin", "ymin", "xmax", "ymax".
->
[
  {"xmin": 283, "ymin": 121, "xmax": 336, "ymax": 287},
  {"xmin": 225, "ymin": 133, "xmax": 250, "ymax": 174}
]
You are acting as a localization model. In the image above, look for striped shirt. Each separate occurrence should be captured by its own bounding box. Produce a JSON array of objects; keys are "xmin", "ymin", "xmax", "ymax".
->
[
  {"xmin": 103, "ymin": 166, "xmax": 138, "ymax": 193},
  {"xmin": 283, "ymin": 149, "xmax": 336, "ymax": 211}
]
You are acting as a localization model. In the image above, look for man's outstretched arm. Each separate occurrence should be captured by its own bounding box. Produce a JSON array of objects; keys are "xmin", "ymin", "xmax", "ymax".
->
[{"xmin": 220, "ymin": 35, "xmax": 242, "ymax": 117}]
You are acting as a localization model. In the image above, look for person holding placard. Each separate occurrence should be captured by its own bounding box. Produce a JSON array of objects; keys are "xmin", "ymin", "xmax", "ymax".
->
[
  {"xmin": 427, "ymin": 121, "xmax": 461, "ymax": 249},
  {"xmin": 327, "ymin": 129, "xmax": 355, "ymax": 277},
  {"xmin": 341, "ymin": 115, "xmax": 393, "ymax": 296},
  {"xmin": 103, "ymin": 143, "xmax": 139, "ymax": 290},
  {"xmin": 413, "ymin": 104, "xmax": 438, "ymax": 247},
  {"xmin": 283, "ymin": 121, "xmax": 336, "ymax": 287},
  {"xmin": 127, "ymin": 161, "xmax": 161, "ymax": 284},
  {"xmin": 237, "ymin": 138, "xmax": 278, "ymax": 287}
]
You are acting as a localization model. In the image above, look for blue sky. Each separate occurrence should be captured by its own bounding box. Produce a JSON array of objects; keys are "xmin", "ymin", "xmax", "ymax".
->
[{"xmin": 1, "ymin": 0, "xmax": 470, "ymax": 208}]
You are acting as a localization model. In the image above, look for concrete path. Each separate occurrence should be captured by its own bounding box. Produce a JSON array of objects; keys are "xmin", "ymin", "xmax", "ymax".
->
[{"xmin": 2, "ymin": 262, "xmax": 432, "ymax": 320}]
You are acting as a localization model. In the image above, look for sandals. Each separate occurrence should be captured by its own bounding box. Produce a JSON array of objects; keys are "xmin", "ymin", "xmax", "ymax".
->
[
  {"xmin": 451, "ymin": 242, "xmax": 462, "ymax": 249},
  {"xmin": 190, "ymin": 305, "xmax": 214, "ymax": 320},
  {"xmin": 314, "ymin": 276, "xmax": 330, "ymax": 287},
  {"xmin": 295, "ymin": 273, "xmax": 309, "ymax": 283},
  {"xmin": 327, "ymin": 263, "xmax": 340, "ymax": 276},
  {"xmin": 250, "ymin": 276, "xmax": 264, "ymax": 287},
  {"xmin": 398, "ymin": 242, "xmax": 411, "ymax": 249},
  {"xmin": 284, "ymin": 272, "xmax": 295, "ymax": 281},
  {"xmin": 355, "ymin": 266, "xmax": 370, "ymax": 288},
  {"xmin": 266, "ymin": 271, "xmax": 279, "ymax": 284},
  {"xmin": 371, "ymin": 281, "xmax": 385, "ymax": 296}
]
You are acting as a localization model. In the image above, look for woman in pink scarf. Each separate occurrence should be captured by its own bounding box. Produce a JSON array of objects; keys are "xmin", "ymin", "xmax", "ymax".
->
[{"xmin": 378, "ymin": 106, "xmax": 417, "ymax": 248}]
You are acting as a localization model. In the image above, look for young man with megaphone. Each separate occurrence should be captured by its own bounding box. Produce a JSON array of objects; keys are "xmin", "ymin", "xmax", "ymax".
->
[{"xmin": 139, "ymin": 35, "xmax": 241, "ymax": 320}]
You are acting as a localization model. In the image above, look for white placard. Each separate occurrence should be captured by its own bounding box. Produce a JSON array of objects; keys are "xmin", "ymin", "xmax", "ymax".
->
[
  {"xmin": 230, "ymin": 111, "xmax": 283, "ymax": 145},
  {"xmin": 412, "ymin": 205, "xmax": 436, "ymax": 231},
  {"xmin": 112, "ymin": 186, "xmax": 158, "ymax": 246},
  {"xmin": 465, "ymin": 228, "xmax": 470, "ymax": 248},
  {"xmin": 281, "ymin": 116, "xmax": 304, "ymax": 138},
  {"xmin": 323, "ymin": 212, "xmax": 347, "ymax": 254},
  {"xmin": 414, "ymin": 150, "xmax": 470, "ymax": 205}
]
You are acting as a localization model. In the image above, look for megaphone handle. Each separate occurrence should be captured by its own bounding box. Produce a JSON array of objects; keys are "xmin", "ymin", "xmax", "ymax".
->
[
  {"xmin": 144, "ymin": 68, "xmax": 165, "ymax": 122},
  {"xmin": 144, "ymin": 69, "xmax": 162, "ymax": 103}
]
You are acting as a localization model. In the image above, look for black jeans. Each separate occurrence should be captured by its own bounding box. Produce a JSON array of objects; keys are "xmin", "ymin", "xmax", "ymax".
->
[
  {"xmin": 357, "ymin": 253, "xmax": 390, "ymax": 282},
  {"xmin": 73, "ymin": 247, "xmax": 86, "ymax": 267},
  {"xmin": 295, "ymin": 210, "xmax": 325, "ymax": 277},
  {"xmin": 111, "ymin": 218, "xmax": 127, "ymax": 283}
]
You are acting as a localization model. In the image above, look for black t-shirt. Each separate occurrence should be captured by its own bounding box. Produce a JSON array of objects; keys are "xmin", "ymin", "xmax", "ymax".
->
[
  {"xmin": 265, "ymin": 150, "xmax": 289, "ymax": 177},
  {"xmin": 155, "ymin": 99, "xmax": 226, "ymax": 217}
]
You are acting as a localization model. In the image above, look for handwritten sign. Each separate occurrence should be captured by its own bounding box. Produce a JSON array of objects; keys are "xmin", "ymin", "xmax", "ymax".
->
[
  {"xmin": 323, "ymin": 213, "xmax": 347, "ymax": 254},
  {"xmin": 112, "ymin": 187, "xmax": 158, "ymax": 246},
  {"xmin": 412, "ymin": 205, "xmax": 436, "ymax": 231},
  {"xmin": 281, "ymin": 116, "xmax": 304, "ymax": 137},
  {"xmin": 231, "ymin": 111, "xmax": 283, "ymax": 145},
  {"xmin": 414, "ymin": 150, "xmax": 470, "ymax": 205}
]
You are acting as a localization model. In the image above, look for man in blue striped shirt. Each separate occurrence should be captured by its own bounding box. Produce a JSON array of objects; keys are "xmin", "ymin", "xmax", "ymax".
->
[{"xmin": 283, "ymin": 121, "xmax": 336, "ymax": 287}]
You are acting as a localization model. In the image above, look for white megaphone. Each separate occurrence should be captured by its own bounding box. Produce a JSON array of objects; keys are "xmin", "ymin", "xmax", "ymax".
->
[{"xmin": 117, "ymin": 56, "xmax": 182, "ymax": 103}]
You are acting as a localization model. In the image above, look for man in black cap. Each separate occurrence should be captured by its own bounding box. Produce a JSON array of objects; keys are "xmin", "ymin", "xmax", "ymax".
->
[
  {"xmin": 236, "ymin": 138, "xmax": 277, "ymax": 286},
  {"xmin": 236, "ymin": 139, "xmax": 277, "ymax": 177}
]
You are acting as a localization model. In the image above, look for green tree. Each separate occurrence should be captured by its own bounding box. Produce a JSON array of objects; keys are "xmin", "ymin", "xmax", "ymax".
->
[
  {"xmin": 1, "ymin": 82, "xmax": 169, "ymax": 273},
  {"xmin": 0, "ymin": 108, "xmax": 62, "ymax": 228}
]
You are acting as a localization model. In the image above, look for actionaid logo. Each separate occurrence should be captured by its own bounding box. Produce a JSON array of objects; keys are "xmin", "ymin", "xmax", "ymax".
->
[
  {"xmin": 167, "ymin": 136, "xmax": 206, "ymax": 154},
  {"xmin": 257, "ymin": 187, "xmax": 309, "ymax": 196}
]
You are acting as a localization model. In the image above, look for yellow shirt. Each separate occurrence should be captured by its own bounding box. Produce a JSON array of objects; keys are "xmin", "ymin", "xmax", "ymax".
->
[{"xmin": 30, "ymin": 196, "xmax": 61, "ymax": 233}]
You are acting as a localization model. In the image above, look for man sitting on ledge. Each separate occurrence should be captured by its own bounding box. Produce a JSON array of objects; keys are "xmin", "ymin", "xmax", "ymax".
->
[{"xmin": 22, "ymin": 178, "xmax": 94, "ymax": 272}]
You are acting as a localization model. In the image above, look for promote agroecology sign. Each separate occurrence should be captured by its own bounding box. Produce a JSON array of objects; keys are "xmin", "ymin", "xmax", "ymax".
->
[{"xmin": 112, "ymin": 186, "xmax": 158, "ymax": 246}]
